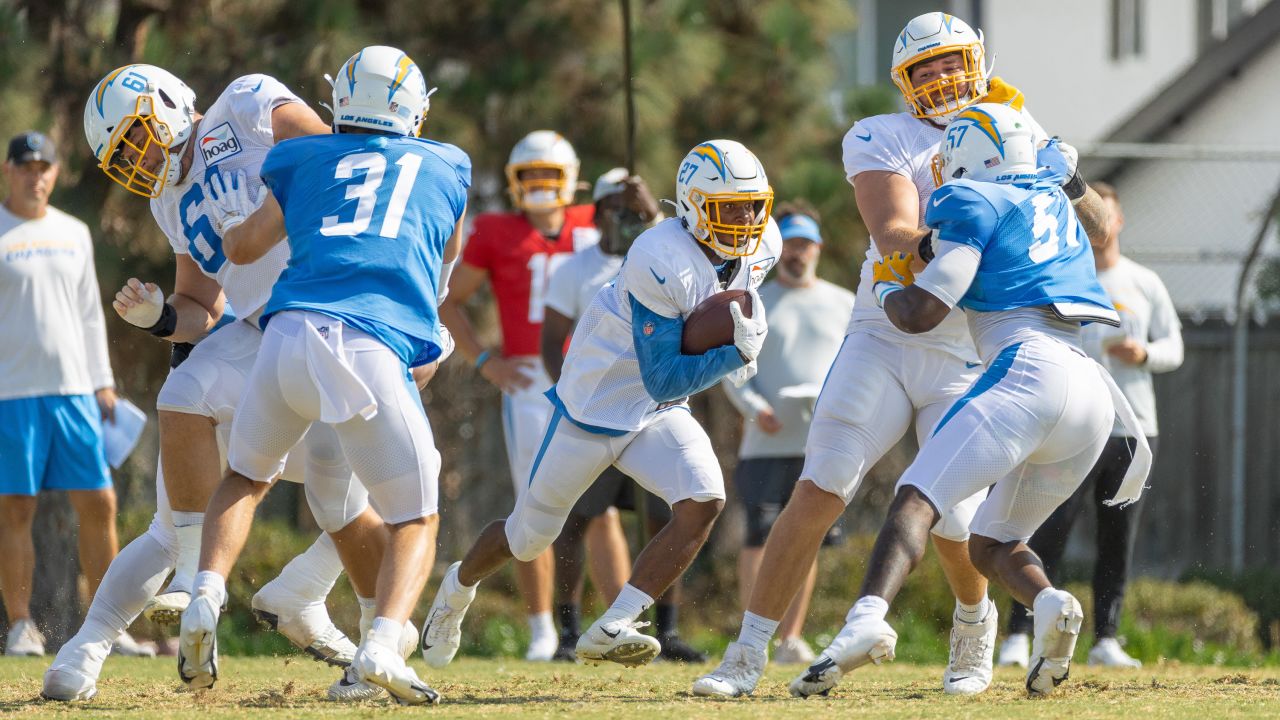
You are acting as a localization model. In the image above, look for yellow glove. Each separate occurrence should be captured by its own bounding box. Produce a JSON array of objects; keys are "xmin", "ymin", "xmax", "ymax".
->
[
  {"xmin": 872, "ymin": 251, "xmax": 915, "ymax": 308},
  {"xmin": 982, "ymin": 77, "xmax": 1025, "ymax": 111}
]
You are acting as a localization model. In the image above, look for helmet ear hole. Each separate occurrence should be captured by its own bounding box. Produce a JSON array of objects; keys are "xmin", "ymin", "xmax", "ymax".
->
[{"xmin": 158, "ymin": 88, "xmax": 176, "ymax": 110}]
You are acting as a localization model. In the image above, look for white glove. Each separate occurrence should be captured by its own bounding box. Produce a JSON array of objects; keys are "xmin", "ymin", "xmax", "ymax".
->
[
  {"xmin": 725, "ymin": 359, "xmax": 758, "ymax": 388},
  {"xmin": 728, "ymin": 289, "xmax": 768, "ymax": 362},
  {"xmin": 1057, "ymin": 140, "xmax": 1079, "ymax": 179},
  {"xmin": 437, "ymin": 324, "xmax": 455, "ymax": 364},
  {"xmin": 205, "ymin": 170, "xmax": 268, "ymax": 235},
  {"xmin": 114, "ymin": 278, "xmax": 164, "ymax": 328}
]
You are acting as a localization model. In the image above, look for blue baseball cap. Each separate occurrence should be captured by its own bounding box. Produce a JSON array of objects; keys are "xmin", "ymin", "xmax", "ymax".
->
[{"xmin": 777, "ymin": 213, "xmax": 822, "ymax": 244}]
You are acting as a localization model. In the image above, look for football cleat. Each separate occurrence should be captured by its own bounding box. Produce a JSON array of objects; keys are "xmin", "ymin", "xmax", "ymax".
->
[
  {"xmin": 657, "ymin": 633, "xmax": 708, "ymax": 663},
  {"xmin": 943, "ymin": 604, "xmax": 996, "ymax": 695},
  {"xmin": 353, "ymin": 641, "xmax": 440, "ymax": 706},
  {"xmin": 998, "ymin": 632, "xmax": 1031, "ymax": 668},
  {"xmin": 789, "ymin": 614, "xmax": 896, "ymax": 698},
  {"xmin": 5, "ymin": 619, "xmax": 46, "ymax": 656},
  {"xmin": 552, "ymin": 634, "xmax": 580, "ymax": 663},
  {"xmin": 1026, "ymin": 589, "xmax": 1084, "ymax": 697},
  {"xmin": 773, "ymin": 636, "xmax": 816, "ymax": 665},
  {"xmin": 691, "ymin": 641, "xmax": 766, "ymax": 698},
  {"xmin": 111, "ymin": 631, "xmax": 158, "ymax": 657},
  {"xmin": 143, "ymin": 588, "xmax": 191, "ymax": 626},
  {"xmin": 41, "ymin": 665, "xmax": 97, "ymax": 702},
  {"xmin": 575, "ymin": 618, "xmax": 661, "ymax": 667},
  {"xmin": 525, "ymin": 630, "xmax": 557, "ymax": 662},
  {"xmin": 252, "ymin": 585, "xmax": 356, "ymax": 667},
  {"xmin": 420, "ymin": 561, "xmax": 475, "ymax": 668},
  {"xmin": 327, "ymin": 665, "xmax": 385, "ymax": 702},
  {"xmin": 177, "ymin": 591, "xmax": 221, "ymax": 689},
  {"xmin": 1088, "ymin": 637, "xmax": 1142, "ymax": 668}
]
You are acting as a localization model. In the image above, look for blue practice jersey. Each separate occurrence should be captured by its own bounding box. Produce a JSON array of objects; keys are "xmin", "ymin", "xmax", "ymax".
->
[
  {"xmin": 925, "ymin": 178, "xmax": 1118, "ymax": 325},
  {"xmin": 260, "ymin": 133, "xmax": 471, "ymax": 367}
]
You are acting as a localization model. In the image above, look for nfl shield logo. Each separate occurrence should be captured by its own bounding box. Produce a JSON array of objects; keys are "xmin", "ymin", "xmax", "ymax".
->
[{"xmin": 642, "ymin": 321, "xmax": 655, "ymax": 337}]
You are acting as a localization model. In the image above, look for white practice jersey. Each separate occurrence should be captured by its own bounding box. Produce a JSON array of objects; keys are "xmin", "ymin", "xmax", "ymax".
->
[
  {"xmin": 545, "ymin": 243, "xmax": 624, "ymax": 321},
  {"xmin": 556, "ymin": 217, "xmax": 781, "ymax": 432},
  {"xmin": 842, "ymin": 109, "xmax": 1048, "ymax": 362},
  {"xmin": 150, "ymin": 74, "xmax": 301, "ymax": 319}
]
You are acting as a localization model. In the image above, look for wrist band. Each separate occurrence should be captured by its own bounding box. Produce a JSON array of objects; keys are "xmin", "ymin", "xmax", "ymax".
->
[
  {"xmin": 145, "ymin": 303, "xmax": 179, "ymax": 338},
  {"xmin": 474, "ymin": 349, "xmax": 492, "ymax": 370}
]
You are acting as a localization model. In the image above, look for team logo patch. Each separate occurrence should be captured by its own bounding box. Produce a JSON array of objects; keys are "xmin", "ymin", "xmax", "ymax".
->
[
  {"xmin": 199, "ymin": 122, "xmax": 243, "ymax": 166},
  {"xmin": 749, "ymin": 256, "xmax": 777, "ymax": 288},
  {"xmin": 317, "ymin": 325, "xmax": 330, "ymax": 339},
  {"xmin": 642, "ymin": 320, "xmax": 655, "ymax": 337}
]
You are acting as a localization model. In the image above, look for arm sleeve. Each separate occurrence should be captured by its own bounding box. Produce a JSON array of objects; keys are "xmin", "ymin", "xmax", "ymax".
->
[
  {"xmin": 1142, "ymin": 269, "xmax": 1184, "ymax": 373},
  {"xmin": 721, "ymin": 374, "xmax": 771, "ymax": 417},
  {"xmin": 842, "ymin": 117, "xmax": 910, "ymax": 182},
  {"xmin": 912, "ymin": 241, "xmax": 981, "ymax": 309},
  {"xmin": 544, "ymin": 255, "xmax": 580, "ymax": 318},
  {"xmin": 225, "ymin": 74, "xmax": 304, "ymax": 147},
  {"xmin": 924, "ymin": 183, "xmax": 1000, "ymax": 252},
  {"xmin": 78, "ymin": 223, "xmax": 114, "ymax": 389},
  {"xmin": 630, "ymin": 294, "xmax": 744, "ymax": 403}
]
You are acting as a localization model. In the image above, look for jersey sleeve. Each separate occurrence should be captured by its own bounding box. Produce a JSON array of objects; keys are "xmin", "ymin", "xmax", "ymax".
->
[
  {"xmin": 460, "ymin": 214, "xmax": 496, "ymax": 270},
  {"xmin": 259, "ymin": 141, "xmax": 300, "ymax": 209},
  {"xmin": 222, "ymin": 74, "xmax": 304, "ymax": 147},
  {"xmin": 544, "ymin": 253, "xmax": 581, "ymax": 318},
  {"xmin": 620, "ymin": 244, "xmax": 690, "ymax": 319},
  {"xmin": 842, "ymin": 116, "xmax": 911, "ymax": 182},
  {"xmin": 924, "ymin": 183, "xmax": 1000, "ymax": 253},
  {"xmin": 150, "ymin": 198, "xmax": 188, "ymax": 255},
  {"xmin": 421, "ymin": 140, "xmax": 472, "ymax": 218}
]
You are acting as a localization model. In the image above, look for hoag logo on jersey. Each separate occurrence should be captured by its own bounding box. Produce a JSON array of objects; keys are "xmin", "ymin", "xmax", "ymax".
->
[{"xmin": 199, "ymin": 122, "xmax": 243, "ymax": 166}]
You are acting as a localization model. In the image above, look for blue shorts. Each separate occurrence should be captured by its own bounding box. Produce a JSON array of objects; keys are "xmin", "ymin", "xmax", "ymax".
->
[{"xmin": 0, "ymin": 394, "xmax": 112, "ymax": 496}]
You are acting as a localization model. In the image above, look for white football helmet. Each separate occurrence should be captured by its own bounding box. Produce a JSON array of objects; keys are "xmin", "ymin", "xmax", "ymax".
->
[
  {"xmin": 505, "ymin": 131, "xmax": 579, "ymax": 211},
  {"xmin": 330, "ymin": 45, "xmax": 433, "ymax": 136},
  {"xmin": 83, "ymin": 64, "xmax": 197, "ymax": 198},
  {"xmin": 890, "ymin": 13, "xmax": 989, "ymax": 122},
  {"xmin": 933, "ymin": 103, "xmax": 1037, "ymax": 186},
  {"xmin": 674, "ymin": 140, "xmax": 773, "ymax": 259}
]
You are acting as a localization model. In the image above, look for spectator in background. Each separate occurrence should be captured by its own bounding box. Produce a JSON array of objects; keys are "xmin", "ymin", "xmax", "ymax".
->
[
  {"xmin": 722, "ymin": 202, "xmax": 854, "ymax": 664},
  {"xmin": 0, "ymin": 132, "xmax": 144, "ymax": 657},
  {"xmin": 1000, "ymin": 181, "xmax": 1183, "ymax": 669}
]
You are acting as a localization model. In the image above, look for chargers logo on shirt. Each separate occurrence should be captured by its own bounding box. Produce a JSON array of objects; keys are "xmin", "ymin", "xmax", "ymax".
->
[
  {"xmin": 749, "ymin": 256, "xmax": 776, "ymax": 288},
  {"xmin": 199, "ymin": 122, "xmax": 243, "ymax": 166}
]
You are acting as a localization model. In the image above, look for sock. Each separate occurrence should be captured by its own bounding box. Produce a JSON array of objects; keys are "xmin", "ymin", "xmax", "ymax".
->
[
  {"xmin": 956, "ymin": 596, "xmax": 991, "ymax": 624},
  {"xmin": 654, "ymin": 602, "xmax": 678, "ymax": 637},
  {"xmin": 737, "ymin": 611, "xmax": 780, "ymax": 653},
  {"xmin": 171, "ymin": 513, "xmax": 204, "ymax": 593},
  {"xmin": 193, "ymin": 570, "xmax": 227, "ymax": 607},
  {"xmin": 557, "ymin": 603, "xmax": 581, "ymax": 638},
  {"xmin": 848, "ymin": 595, "xmax": 890, "ymax": 623},
  {"xmin": 601, "ymin": 583, "xmax": 654, "ymax": 625},
  {"xmin": 444, "ymin": 563, "xmax": 478, "ymax": 605},
  {"xmin": 368, "ymin": 616, "xmax": 403, "ymax": 652},
  {"xmin": 528, "ymin": 611, "xmax": 555, "ymax": 641},
  {"xmin": 266, "ymin": 533, "xmax": 343, "ymax": 608},
  {"xmin": 357, "ymin": 595, "xmax": 377, "ymax": 643}
]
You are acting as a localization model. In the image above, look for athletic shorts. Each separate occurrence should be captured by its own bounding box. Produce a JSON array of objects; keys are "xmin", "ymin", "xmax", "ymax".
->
[
  {"xmin": 0, "ymin": 394, "xmax": 111, "ymax": 495},
  {"xmin": 733, "ymin": 456, "xmax": 843, "ymax": 547},
  {"xmin": 800, "ymin": 330, "xmax": 985, "ymax": 541},
  {"xmin": 500, "ymin": 357, "xmax": 554, "ymax": 496},
  {"xmin": 898, "ymin": 338, "xmax": 1114, "ymax": 543}
]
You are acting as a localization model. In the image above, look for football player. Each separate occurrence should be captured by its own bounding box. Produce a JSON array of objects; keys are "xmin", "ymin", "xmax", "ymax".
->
[
  {"xmin": 421, "ymin": 140, "xmax": 777, "ymax": 669},
  {"xmin": 794, "ymin": 102, "xmax": 1149, "ymax": 697},
  {"xmin": 695, "ymin": 11, "xmax": 1111, "ymax": 698},
  {"xmin": 179, "ymin": 45, "xmax": 468, "ymax": 705},
  {"xmin": 436, "ymin": 130, "xmax": 597, "ymax": 661},
  {"xmin": 45, "ymin": 63, "xmax": 406, "ymax": 702}
]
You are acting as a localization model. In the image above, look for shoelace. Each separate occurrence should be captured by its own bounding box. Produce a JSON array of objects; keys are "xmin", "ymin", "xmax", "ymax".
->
[
  {"xmin": 424, "ymin": 605, "xmax": 464, "ymax": 642},
  {"xmin": 950, "ymin": 628, "xmax": 991, "ymax": 671}
]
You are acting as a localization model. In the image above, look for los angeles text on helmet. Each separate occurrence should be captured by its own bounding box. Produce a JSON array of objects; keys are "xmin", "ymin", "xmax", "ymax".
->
[{"xmin": 342, "ymin": 115, "xmax": 395, "ymax": 128}]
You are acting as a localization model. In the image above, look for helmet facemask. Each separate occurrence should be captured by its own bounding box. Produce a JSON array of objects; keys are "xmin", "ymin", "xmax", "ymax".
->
[
  {"xmin": 506, "ymin": 162, "xmax": 572, "ymax": 211},
  {"xmin": 894, "ymin": 42, "xmax": 988, "ymax": 122},
  {"xmin": 686, "ymin": 189, "xmax": 774, "ymax": 259},
  {"xmin": 101, "ymin": 94, "xmax": 184, "ymax": 198}
]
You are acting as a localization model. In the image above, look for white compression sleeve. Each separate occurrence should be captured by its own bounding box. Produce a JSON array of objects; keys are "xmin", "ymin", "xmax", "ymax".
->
[
  {"xmin": 912, "ymin": 240, "xmax": 981, "ymax": 308},
  {"xmin": 437, "ymin": 260, "xmax": 456, "ymax": 304}
]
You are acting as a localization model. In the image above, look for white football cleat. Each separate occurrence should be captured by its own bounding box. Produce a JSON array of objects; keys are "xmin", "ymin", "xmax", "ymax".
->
[
  {"xmin": 251, "ymin": 585, "xmax": 355, "ymax": 667},
  {"xmin": 5, "ymin": 619, "xmax": 46, "ymax": 656},
  {"xmin": 328, "ymin": 665, "xmax": 385, "ymax": 702},
  {"xmin": 998, "ymin": 632, "xmax": 1031, "ymax": 668},
  {"xmin": 1088, "ymin": 637, "xmax": 1142, "ymax": 668},
  {"xmin": 1026, "ymin": 589, "xmax": 1084, "ymax": 697},
  {"xmin": 41, "ymin": 665, "xmax": 97, "ymax": 702},
  {"xmin": 525, "ymin": 630, "xmax": 558, "ymax": 662},
  {"xmin": 111, "ymin": 631, "xmax": 158, "ymax": 657},
  {"xmin": 353, "ymin": 641, "xmax": 440, "ymax": 706},
  {"xmin": 177, "ymin": 591, "xmax": 221, "ymax": 689},
  {"xmin": 143, "ymin": 587, "xmax": 191, "ymax": 626},
  {"xmin": 943, "ymin": 604, "xmax": 996, "ymax": 695},
  {"xmin": 773, "ymin": 636, "xmax": 816, "ymax": 665},
  {"xmin": 691, "ymin": 641, "xmax": 766, "ymax": 697},
  {"xmin": 575, "ymin": 618, "xmax": 661, "ymax": 667},
  {"xmin": 420, "ymin": 562, "xmax": 475, "ymax": 668},
  {"xmin": 789, "ymin": 615, "xmax": 896, "ymax": 698}
]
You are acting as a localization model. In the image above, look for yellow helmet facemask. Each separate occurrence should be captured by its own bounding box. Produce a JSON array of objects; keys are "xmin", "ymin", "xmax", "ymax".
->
[
  {"xmin": 101, "ymin": 95, "xmax": 181, "ymax": 199},
  {"xmin": 506, "ymin": 162, "xmax": 571, "ymax": 211},
  {"xmin": 687, "ymin": 189, "xmax": 774, "ymax": 259},
  {"xmin": 892, "ymin": 44, "xmax": 988, "ymax": 121}
]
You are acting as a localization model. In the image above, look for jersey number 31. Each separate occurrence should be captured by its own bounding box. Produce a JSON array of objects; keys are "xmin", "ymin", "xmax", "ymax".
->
[{"xmin": 321, "ymin": 152, "xmax": 422, "ymax": 239}]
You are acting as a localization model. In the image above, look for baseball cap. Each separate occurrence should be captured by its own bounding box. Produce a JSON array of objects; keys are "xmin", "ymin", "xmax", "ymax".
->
[
  {"xmin": 777, "ymin": 213, "xmax": 822, "ymax": 244},
  {"xmin": 7, "ymin": 131, "xmax": 57, "ymax": 165},
  {"xmin": 592, "ymin": 167, "xmax": 630, "ymax": 202}
]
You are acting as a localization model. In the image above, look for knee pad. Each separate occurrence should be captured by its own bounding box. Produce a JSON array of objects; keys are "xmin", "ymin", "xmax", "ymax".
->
[
  {"xmin": 304, "ymin": 473, "xmax": 370, "ymax": 534},
  {"xmin": 504, "ymin": 493, "xmax": 567, "ymax": 563},
  {"xmin": 144, "ymin": 513, "xmax": 180, "ymax": 562}
]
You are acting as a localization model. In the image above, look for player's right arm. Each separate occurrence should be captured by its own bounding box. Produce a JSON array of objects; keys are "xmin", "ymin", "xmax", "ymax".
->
[
  {"xmin": 843, "ymin": 119, "xmax": 929, "ymax": 266},
  {"xmin": 113, "ymin": 253, "xmax": 226, "ymax": 344},
  {"xmin": 540, "ymin": 308, "xmax": 574, "ymax": 383}
]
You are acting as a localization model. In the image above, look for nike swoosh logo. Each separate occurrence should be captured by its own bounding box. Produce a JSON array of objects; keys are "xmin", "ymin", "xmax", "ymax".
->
[
  {"xmin": 803, "ymin": 656, "xmax": 836, "ymax": 682},
  {"xmin": 251, "ymin": 79, "xmax": 264, "ymax": 92},
  {"xmin": 338, "ymin": 676, "xmax": 360, "ymax": 687},
  {"xmin": 855, "ymin": 131, "xmax": 872, "ymax": 142},
  {"xmin": 649, "ymin": 267, "xmax": 667, "ymax": 285},
  {"xmin": 602, "ymin": 628, "xmax": 621, "ymax": 639},
  {"xmin": 949, "ymin": 676, "xmax": 971, "ymax": 683},
  {"xmin": 755, "ymin": 328, "xmax": 766, "ymax": 336},
  {"xmin": 932, "ymin": 193, "xmax": 952, "ymax": 207},
  {"xmin": 965, "ymin": 362, "xmax": 981, "ymax": 369}
]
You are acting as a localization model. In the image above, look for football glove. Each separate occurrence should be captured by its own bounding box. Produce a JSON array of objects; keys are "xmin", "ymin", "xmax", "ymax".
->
[
  {"xmin": 728, "ymin": 289, "xmax": 767, "ymax": 362},
  {"xmin": 117, "ymin": 279, "xmax": 165, "ymax": 328},
  {"xmin": 205, "ymin": 170, "xmax": 268, "ymax": 235},
  {"xmin": 872, "ymin": 251, "xmax": 915, "ymax": 308},
  {"xmin": 725, "ymin": 358, "xmax": 758, "ymax": 388},
  {"xmin": 437, "ymin": 325, "xmax": 455, "ymax": 364}
]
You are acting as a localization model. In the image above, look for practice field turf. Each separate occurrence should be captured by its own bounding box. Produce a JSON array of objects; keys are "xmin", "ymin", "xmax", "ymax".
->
[{"xmin": 2, "ymin": 656, "xmax": 1277, "ymax": 718}]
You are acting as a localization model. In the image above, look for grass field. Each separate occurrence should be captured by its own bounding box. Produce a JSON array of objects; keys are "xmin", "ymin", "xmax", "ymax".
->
[{"xmin": 2, "ymin": 656, "xmax": 1278, "ymax": 719}]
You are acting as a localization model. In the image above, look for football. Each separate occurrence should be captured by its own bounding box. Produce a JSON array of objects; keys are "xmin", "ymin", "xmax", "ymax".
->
[{"xmin": 680, "ymin": 289, "xmax": 753, "ymax": 355}]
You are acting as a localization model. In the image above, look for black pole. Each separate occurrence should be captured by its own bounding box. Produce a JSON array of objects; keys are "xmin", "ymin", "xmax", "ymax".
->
[{"xmin": 622, "ymin": 0, "xmax": 636, "ymax": 173}]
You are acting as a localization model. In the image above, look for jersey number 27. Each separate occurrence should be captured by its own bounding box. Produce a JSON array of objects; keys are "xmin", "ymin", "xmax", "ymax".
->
[{"xmin": 321, "ymin": 152, "xmax": 423, "ymax": 239}]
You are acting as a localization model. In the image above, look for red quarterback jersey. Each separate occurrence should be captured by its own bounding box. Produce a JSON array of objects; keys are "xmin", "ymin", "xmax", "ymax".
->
[{"xmin": 461, "ymin": 204, "xmax": 599, "ymax": 356}]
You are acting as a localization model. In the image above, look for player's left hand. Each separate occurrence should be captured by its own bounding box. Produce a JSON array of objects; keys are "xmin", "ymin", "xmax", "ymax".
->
[
  {"xmin": 95, "ymin": 387, "xmax": 118, "ymax": 423},
  {"xmin": 726, "ymin": 359, "xmax": 758, "ymax": 387},
  {"xmin": 1106, "ymin": 338, "xmax": 1148, "ymax": 366},
  {"xmin": 1037, "ymin": 138, "xmax": 1078, "ymax": 183},
  {"xmin": 205, "ymin": 170, "xmax": 268, "ymax": 235}
]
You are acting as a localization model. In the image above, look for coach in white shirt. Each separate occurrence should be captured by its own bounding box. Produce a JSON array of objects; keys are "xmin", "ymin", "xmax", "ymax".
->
[
  {"xmin": 0, "ymin": 132, "xmax": 120, "ymax": 657},
  {"xmin": 722, "ymin": 203, "xmax": 855, "ymax": 665},
  {"xmin": 1001, "ymin": 181, "xmax": 1183, "ymax": 669}
]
